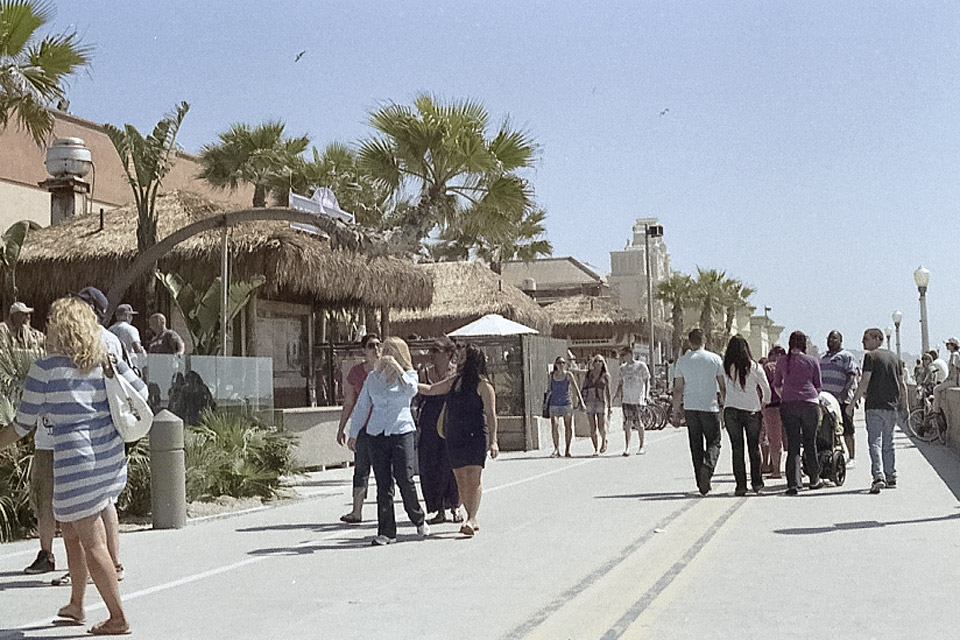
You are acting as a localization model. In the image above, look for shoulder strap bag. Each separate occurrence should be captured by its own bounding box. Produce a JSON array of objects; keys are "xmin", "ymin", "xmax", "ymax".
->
[{"xmin": 103, "ymin": 354, "xmax": 154, "ymax": 442}]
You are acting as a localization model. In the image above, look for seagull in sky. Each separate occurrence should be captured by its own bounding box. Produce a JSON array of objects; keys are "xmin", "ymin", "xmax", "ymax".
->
[
  {"xmin": 295, "ymin": 50, "xmax": 307, "ymax": 62},
  {"xmin": 659, "ymin": 108, "xmax": 669, "ymax": 116}
]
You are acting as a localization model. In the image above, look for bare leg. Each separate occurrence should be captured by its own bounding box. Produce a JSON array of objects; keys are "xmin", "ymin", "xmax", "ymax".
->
[
  {"xmin": 550, "ymin": 417, "xmax": 560, "ymax": 455},
  {"xmin": 563, "ymin": 415, "xmax": 574, "ymax": 456},
  {"xmin": 59, "ymin": 521, "xmax": 86, "ymax": 623},
  {"xmin": 72, "ymin": 511, "xmax": 128, "ymax": 632},
  {"xmin": 587, "ymin": 413, "xmax": 599, "ymax": 454},
  {"xmin": 598, "ymin": 413, "xmax": 608, "ymax": 453},
  {"xmin": 101, "ymin": 502, "xmax": 121, "ymax": 571},
  {"xmin": 453, "ymin": 466, "xmax": 483, "ymax": 529},
  {"xmin": 636, "ymin": 415, "xmax": 646, "ymax": 452},
  {"xmin": 623, "ymin": 422, "xmax": 632, "ymax": 454}
]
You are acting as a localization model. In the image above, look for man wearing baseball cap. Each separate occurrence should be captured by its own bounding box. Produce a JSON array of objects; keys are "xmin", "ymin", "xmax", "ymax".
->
[
  {"xmin": 74, "ymin": 286, "xmax": 125, "ymax": 362},
  {"xmin": 0, "ymin": 301, "xmax": 44, "ymax": 350},
  {"xmin": 109, "ymin": 303, "xmax": 145, "ymax": 355},
  {"xmin": 933, "ymin": 337, "xmax": 960, "ymax": 414}
]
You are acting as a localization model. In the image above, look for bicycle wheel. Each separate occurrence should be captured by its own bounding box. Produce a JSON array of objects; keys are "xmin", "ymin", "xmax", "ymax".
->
[
  {"xmin": 640, "ymin": 405, "xmax": 657, "ymax": 430},
  {"xmin": 916, "ymin": 414, "xmax": 940, "ymax": 443},
  {"xmin": 906, "ymin": 409, "xmax": 925, "ymax": 438},
  {"xmin": 648, "ymin": 404, "xmax": 667, "ymax": 430}
]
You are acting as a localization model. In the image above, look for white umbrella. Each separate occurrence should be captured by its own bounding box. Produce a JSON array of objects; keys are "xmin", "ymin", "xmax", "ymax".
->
[{"xmin": 447, "ymin": 313, "xmax": 539, "ymax": 337}]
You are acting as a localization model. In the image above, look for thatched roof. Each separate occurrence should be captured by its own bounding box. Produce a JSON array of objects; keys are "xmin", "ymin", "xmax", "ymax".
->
[
  {"xmin": 545, "ymin": 295, "xmax": 671, "ymax": 341},
  {"xmin": 391, "ymin": 262, "xmax": 551, "ymax": 337},
  {"xmin": 18, "ymin": 191, "xmax": 432, "ymax": 309}
]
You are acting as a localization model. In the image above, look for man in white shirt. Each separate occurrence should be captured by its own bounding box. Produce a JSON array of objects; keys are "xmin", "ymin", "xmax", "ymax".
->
[
  {"xmin": 109, "ymin": 304, "xmax": 145, "ymax": 356},
  {"xmin": 933, "ymin": 337, "xmax": 960, "ymax": 413},
  {"xmin": 672, "ymin": 328, "xmax": 726, "ymax": 495},
  {"xmin": 929, "ymin": 350, "xmax": 949, "ymax": 384},
  {"xmin": 614, "ymin": 345, "xmax": 650, "ymax": 456}
]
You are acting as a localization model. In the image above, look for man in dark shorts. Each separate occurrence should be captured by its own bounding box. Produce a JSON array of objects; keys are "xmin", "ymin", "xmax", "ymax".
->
[
  {"xmin": 847, "ymin": 328, "xmax": 907, "ymax": 494},
  {"xmin": 819, "ymin": 331, "xmax": 860, "ymax": 468}
]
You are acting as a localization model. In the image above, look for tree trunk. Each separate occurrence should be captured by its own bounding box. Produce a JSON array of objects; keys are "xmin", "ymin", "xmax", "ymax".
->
[{"xmin": 253, "ymin": 184, "xmax": 267, "ymax": 208}]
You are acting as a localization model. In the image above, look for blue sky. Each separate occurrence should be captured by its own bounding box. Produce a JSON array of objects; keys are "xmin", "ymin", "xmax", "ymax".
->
[{"xmin": 51, "ymin": 1, "xmax": 960, "ymax": 357}]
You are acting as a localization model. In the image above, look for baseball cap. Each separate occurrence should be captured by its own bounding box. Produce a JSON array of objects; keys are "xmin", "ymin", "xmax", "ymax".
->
[
  {"xmin": 74, "ymin": 286, "xmax": 108, "ymax": 316},
  {"xmin": 946, "ymin": 337, "xmax": 959, "ymax": 347},
  {"xmin": 116, "ymin": 303, "xmax": 138, "ymax": 315},
  {"xmin": 9, "ymin": 301, "xmax": 33, "ymax": 314}
]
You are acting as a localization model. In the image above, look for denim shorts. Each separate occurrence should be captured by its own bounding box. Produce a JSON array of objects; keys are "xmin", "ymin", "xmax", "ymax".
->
[
  {"xmin": 549, "ymin": 404, "xmax": 573, "ymax": 418},
  {"xmin": 584, "ymin": 400, "xmax": 606, "ymax": 415}
]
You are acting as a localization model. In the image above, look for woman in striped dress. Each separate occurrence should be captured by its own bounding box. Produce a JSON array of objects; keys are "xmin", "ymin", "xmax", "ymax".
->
[{"xmin": 0, "ymin": 297, "xmax": 147, "ymax": 635}]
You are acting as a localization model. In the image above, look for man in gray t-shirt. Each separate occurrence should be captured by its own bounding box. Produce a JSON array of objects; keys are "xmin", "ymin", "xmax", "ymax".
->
[
  {"xmin": 848, "ymin": 327, "xmax": 907, "ymax": 494},
  {"xmin": 672, "ymin": 328, "xmax": 726, "ymax": 495}
]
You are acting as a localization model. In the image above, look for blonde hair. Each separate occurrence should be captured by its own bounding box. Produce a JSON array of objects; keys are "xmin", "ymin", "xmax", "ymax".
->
[
  {"xmin": 382, "ymin": 337, "xmax": 413, "ymax": 372},
  {"xmin": 47, "ymin": 297, "xmax": 105, "ymax": 372}
]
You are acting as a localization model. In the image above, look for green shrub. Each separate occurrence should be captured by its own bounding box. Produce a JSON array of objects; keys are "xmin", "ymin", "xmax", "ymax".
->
[
  {"xmin": 0, "ymin": 441, "xmax": 34, "ymax": 542},
  {"xmin": 184, "ymin": 409, "xmax": 301, "ymax": 503},
  {"xmin": 116, "ymin": 439, "xmax": 152, "ymax": 518}
]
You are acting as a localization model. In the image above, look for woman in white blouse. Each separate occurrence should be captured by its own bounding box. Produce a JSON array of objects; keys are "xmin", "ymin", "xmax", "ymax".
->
[{"xmin": 722, "ymin": 335, "xmax": 772, "ymax": 496}]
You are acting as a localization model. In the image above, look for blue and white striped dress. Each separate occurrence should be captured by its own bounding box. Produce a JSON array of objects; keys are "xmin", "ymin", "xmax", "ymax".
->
[{"xmin": 13, "ymin": 355, "xmax": 148, "ymax": 522}]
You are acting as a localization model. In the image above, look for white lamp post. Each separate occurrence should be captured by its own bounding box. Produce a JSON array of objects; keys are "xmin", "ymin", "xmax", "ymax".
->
[
  {"xmin": 885, "ymin": 326, "xmax": 892, "ymax": 350},
  {"xmin": 914, "ymin": 267, "xmax": 931, "ymax": 354},
  {"xmin": 644, "ymin": 224, "xmax": 664, "ymax": 372},
  {"xmin": 892, "ymin": 310, "xmax": 903, "ymax": 361}
]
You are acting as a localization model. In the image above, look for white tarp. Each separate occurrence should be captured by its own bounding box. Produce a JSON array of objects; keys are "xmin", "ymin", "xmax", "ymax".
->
[
  {"xmin": 447, "ymin": 313, "xmax": 539, "ymax": 337},
  {"xmin": 288, "ymin": 187, "xmax": 355, "ymax": 223}
]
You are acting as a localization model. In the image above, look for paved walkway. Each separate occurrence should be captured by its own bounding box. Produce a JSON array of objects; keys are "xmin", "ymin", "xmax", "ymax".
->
[{"xmin": 2, "ymin": 412, "xmax": 960, "ymax": 639}]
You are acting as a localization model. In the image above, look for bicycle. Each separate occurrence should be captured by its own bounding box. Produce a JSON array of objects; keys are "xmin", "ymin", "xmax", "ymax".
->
[
  {"xmin": 640, "ymin": 403, "xmax": 667, "ymax": 430},
  {"xmin": 907, "ymin": 388, "xmax": 948, "ymax": 444}
]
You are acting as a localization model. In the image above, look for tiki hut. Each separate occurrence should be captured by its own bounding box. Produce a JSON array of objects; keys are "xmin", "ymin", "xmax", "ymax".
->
[
  {"xmin": 544, "ymin": 294, "xmax": 670, "ymax": 359},
  {"xmin": 17, "ymin": 191, "xmax": 433, "ymax": 408},
  {"xmin": 17, "ymin": 190, "xmax": 432, "ymax": 311},
  {"xmin": 391, "ymin": 261, "xmax": 551, "ymax": 338}
]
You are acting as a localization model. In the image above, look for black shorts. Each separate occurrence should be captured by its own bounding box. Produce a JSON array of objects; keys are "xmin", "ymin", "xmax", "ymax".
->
[{"xmin": 839, "ymin": 403, "xmax": 855, "ymax": 436}]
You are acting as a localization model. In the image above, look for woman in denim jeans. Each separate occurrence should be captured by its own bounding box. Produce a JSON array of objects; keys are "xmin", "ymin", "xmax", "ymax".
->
[
  {"xmin": 721, "ymin": 336, "xmax": 771, "ymax": 496},
  {"xmin": 348, "ymin": 337, "xmax": 428, "ymax": 545},
  {"xmin": 773, "ymin": 331, "xmax": 823, "ymax": 495}
]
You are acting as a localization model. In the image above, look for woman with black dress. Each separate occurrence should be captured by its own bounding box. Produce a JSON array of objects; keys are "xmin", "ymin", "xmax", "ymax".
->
[
  {"xmin": 420, "ymin": 344, "xmax": 499, "ymax": 537},
  {"xmin": 417, "ymin": 338, "xmax": 462, "ymax": 524}
]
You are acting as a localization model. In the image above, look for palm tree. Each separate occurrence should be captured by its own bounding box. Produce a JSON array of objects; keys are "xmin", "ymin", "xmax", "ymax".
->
[
  {"xmin": 273, "ymin": 142, "xmax": 392, "ymax": 227},
  {"xmin": 655, "ymin": 272, "xmax": 694, "ymax": 359},
  {"xmin": 692, "ymin": 267, "xmax": 727, "ymax": 351},
  {"xmin": 199, "ymin": 121, "xmax": 309, "ymax": 208},
  {"xmin": 721, "ymin": 278, "xmax": 756, "ymax": 340},
  {"xmin": 0, "ymin": 0, "xmax": 91, "ymax": 145},
  {"xmin": 429, "ymin": 206, "xmax": 552, "ymax": 272},
  {"xmin": 104, "ymin": 101, "xmax": 190, "ymax": 311},
  {"xmin": 358, "ymin": 94, "xmax": 538, "ymax": 256}
]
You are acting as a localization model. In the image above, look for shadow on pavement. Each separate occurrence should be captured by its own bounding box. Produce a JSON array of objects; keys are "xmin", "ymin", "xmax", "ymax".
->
[
  {"xmin": 236, "ymin": 522, "xmax": 375, "ymax": 533},
  {"xmin": 904, "ymin": 428, "xmax": 960, "ymax": 502},
  {"xmin": 596, "ymin": 491, "xmax": 699, "ymax": 501},
  {"xmin": 290, "ymin": 478, "xmax": 353, "ymax": 488},
  {"xmin": 773, "ymin": 510, "xmax": 960, "ymax": 535},
  {"xmin": 0, "ymin": 578, "xmax": 50, "ymax": 592}
]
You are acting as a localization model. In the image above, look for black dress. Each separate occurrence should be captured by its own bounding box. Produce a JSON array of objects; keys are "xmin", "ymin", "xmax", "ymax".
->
[
  {"xmin": 444, "ymin": 378, "xmax": 489, "ymax": 469},
  {"xmin": 417, "ymin": 392, "xmax": 460, "ymax": 513}
]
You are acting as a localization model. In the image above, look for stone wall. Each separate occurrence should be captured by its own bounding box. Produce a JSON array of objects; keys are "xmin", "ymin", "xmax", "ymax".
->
[{"xmin": 942, "ymin": 388, "xmax": 960, "ymax": 453}]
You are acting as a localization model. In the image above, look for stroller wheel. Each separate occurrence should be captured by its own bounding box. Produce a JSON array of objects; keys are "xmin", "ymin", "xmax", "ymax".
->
[{"xmin": 833, "ymin": 451, "xmax": 846, "ymax": 486}]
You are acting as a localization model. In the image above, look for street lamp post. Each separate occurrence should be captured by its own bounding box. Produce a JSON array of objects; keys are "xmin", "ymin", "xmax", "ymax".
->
[
  {"xmin": 892, "ymin": 310, "xmax": 903, "ymax": 361},
  {"xmin": 885, "ymin": 326, "xmax": 892, "ymax": 351},
  {"xmin": 914, "ymin": 266, "xmax": 931, "ymax": 354},
  {"xmin": 644, "ymin": 224, "xmax": 664, "ymax": 375}
]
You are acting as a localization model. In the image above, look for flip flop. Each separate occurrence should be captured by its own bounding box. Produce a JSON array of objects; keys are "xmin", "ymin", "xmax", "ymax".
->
[
  {"xmin": 451, "ymin": 510, "xmax": 464, "ymax": 523},
  {"xmin": 339, "ymin": 513, "xmax": 362, "ymax": 524},
  {"xmin": 459, "ymin": 523, "xmax": 475, "ymax": 537},
  {"xmin": 88, "ymin": 620, "xmax": 132, "ymax": 636}
]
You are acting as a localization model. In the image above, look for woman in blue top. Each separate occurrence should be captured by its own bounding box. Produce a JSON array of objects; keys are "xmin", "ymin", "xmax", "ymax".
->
[
  {"xmin": 546, "ymin": 357, "xmax": 585, "ymax": 458},
  {"xmin": 348, "ymin": 337, "xmax": 428, "ymax": 545},
  {"xmin": 0, "ymin": 297, "xmax": 147, "ymax": 635}
]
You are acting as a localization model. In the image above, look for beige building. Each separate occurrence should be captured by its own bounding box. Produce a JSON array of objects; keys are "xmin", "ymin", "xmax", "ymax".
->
[
  {"xmin": 608, "ymin": 217, "xmax": 671, "ymax": 320},
  {"xmin": 500, "ymin": 256, "xmax": 607, "ymax": 305},
  {"xmin": 0, "ymin": 108, "xmax": 251, "ymax": 231}
]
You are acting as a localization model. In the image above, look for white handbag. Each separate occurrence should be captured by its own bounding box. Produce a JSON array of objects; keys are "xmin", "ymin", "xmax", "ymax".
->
[{"xmin": 103, "ymin": 355, "xmax": 154, "ymax": 442}]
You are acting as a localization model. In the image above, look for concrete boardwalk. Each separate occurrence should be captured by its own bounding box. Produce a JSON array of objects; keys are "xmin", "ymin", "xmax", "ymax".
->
[{"xmin": 3, "ymin": 413, "xmax": 960, "ymax": 639}]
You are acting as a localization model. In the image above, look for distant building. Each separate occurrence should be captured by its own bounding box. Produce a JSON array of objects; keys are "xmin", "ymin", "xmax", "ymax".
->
[
  {"xmin": 501, "ymin": 256, "xmax": 608, "ymax": 306},
  {"xmin": 608, "ymin": 218, "xmax": 671, "ymax": 320}
]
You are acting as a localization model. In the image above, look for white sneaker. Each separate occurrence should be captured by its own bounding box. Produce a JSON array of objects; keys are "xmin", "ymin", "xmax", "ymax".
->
[
  {"xmin": 846, "ymin": 459, "xmax": 856, "ymax": 469},
  {"xmin": 638, "ymin": 447, "xmax": 646, "ymax": 455},
  {"xmin": 371, "ymin": 535, "xmax": 396, "ymax": 546},
  {"xmin": 417, "ymin": 521, "xmax": 431, "ymax": 538}
]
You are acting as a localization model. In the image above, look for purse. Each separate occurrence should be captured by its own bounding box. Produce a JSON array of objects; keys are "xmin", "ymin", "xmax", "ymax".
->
[
  {"xmin": 103, "ymin": 354, "xmax": 154, "ymax": 442},
  {"xmin": 542, "ymin": 390, "xmax": 552, "ymax": 419}
]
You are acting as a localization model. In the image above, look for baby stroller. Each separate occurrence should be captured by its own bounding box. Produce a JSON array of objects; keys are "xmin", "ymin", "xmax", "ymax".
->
[{"xmin": 812, "ymin": 392, "xmax": 847, "ymax": 486}]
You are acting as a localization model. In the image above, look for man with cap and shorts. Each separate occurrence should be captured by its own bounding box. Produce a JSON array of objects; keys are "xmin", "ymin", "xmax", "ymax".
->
[
  {"xmin": 933, "ymin": 336, "xmax": 960, "ymax": 414},
  {"xmin": 0, "ymin": 301, "xmax": 44, "ymax": 350},
  {"xmin": 109, "ymin": 304, "xmax": 145, "ymax": 356}
]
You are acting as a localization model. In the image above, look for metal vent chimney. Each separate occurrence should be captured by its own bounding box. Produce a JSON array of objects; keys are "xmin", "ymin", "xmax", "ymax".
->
[{"xmin": 39, "ymin": 137, "xmax": 92, "ymax": 225}]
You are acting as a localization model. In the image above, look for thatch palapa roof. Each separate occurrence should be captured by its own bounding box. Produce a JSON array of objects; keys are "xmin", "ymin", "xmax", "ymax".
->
[
  {"xmin": 18, "ymin": 191, "xmax": 432, "ymax": 310},
  {"xmin": 391, "ymin": 262, "xmax": 551, "ymax": 338},
  {"xmin": 545, "ymin": 295, "xmax": 671, "ymax": 341}
]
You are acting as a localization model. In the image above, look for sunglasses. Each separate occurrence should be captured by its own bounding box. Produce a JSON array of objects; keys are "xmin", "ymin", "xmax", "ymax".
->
[{"xmin": 365, "ymin": 342, "xmax": 382, "ymax": 349}]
